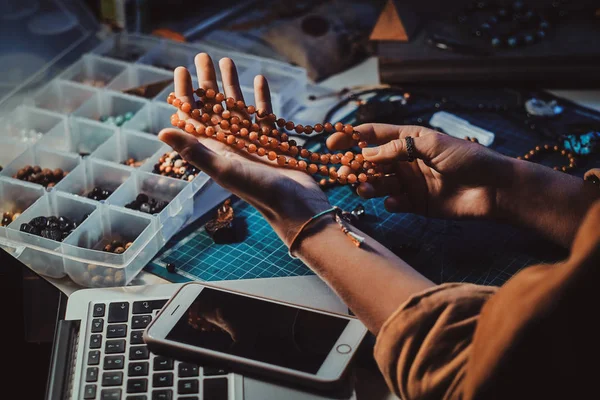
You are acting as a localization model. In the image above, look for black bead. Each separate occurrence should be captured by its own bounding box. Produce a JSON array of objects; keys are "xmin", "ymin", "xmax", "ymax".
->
[
  {"xmin": 30, "ymin": 216, "xmax": 47, "ymax": 228},
  {"xmin": 20, "ymin": 223, "xmax": 40, "ymax": 235},
  {"xmin": 92, "ymin": 186, "xmax": 102, "ymax": 195},
  {"xmin": 61, "ymin": 231, "xmax": 71, "ymax": 240},
  {"xmin": 41, "ymin": 228, "xmax": 63, "ymax": 241},
  {"xmin": 166, "ymin": 263, "xmax": 176, "ymax": 273},
  {"xmin": 136, "ymin": 193, "xmax": 149, "ymax": 203}
]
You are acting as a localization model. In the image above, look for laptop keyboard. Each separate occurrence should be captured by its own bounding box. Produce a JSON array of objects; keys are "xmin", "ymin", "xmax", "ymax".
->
[{"xmin": 82, "ymin": 299, "xmax": 230, "ymax": 400}]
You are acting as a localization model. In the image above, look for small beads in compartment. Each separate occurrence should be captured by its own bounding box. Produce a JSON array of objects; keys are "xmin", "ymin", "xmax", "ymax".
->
[
  {"xmin": 14, "ymin": 165, "xmax": 68, "ymax": 188},
  {"xmin": 122, "ymin": 157, "xmax": 147, "ymax": 168},
  {"xmin": 102, "ymin": 239, "xmax": 134, "ymax": 254},
  {"xmin": 152, "ymin": 151, "xmax": 199, "ymax": 182},
  {"xmin": 15, "ymin": 128, "xmax": 43, "ymax": 143},
  {"xmin": 1, "ymin": 211, "xmax": 20, "ymax": 227},
  {"xmin": 125, "ymin": 193, "xmax": 168, "ymax": 215},
  {"xmin": 86, "ymin": 186, "xmax": 113, "ymax": 201},
  {"xmin": 80, "ymin": 78, "xmax": 107, "ymax": 88},
  {"xmin": 19, "ymin": 214, "xmax": 88, "ymax": 242},
  {"xmin": 99, "ymin": 111, "xmax": 135, "ymax": 127},
  {"xmin": 85, "ymin": 264, "xmax": 126, "ymax": 287}
]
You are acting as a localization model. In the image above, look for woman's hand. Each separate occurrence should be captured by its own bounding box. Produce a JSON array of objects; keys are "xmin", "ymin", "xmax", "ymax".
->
[
  {"xmin": 328, "ymin": 124, "xmax": 514, "ymax": 219},
  {"xmin": 158, "ymin": 54, "xmax": 330, "ymax": 246}
]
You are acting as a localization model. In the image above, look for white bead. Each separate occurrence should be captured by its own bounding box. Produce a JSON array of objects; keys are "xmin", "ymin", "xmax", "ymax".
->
[{"xmin": 174, "ymin": 160, "xmax": 183, "ymax": 168}]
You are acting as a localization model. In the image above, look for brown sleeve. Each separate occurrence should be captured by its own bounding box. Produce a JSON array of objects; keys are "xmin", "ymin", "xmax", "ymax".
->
[{"xmin": 374, "ymin": 282, "xmax": 497, "ymax": 400}]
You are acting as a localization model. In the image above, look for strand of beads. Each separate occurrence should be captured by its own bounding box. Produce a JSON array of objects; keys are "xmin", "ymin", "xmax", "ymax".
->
[
  {"xmin": 516, "ymin": 144, "xmax": 577, "ymax": 172},
  {"xmin": 166, "ymin": 89, "xmax": 383, "ymax": 185}
]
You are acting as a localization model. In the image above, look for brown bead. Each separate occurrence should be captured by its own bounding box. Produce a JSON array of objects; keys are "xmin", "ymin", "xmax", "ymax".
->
[
  {"xmin": 308, "ymin": 164, "xmax": 318, "ymax": 174},
  {"xmin": 320, "ymin": 154, "xmax": 331, "ymax": 164},
  {"xmin": 529, "ymin": 150, "xmax": 536, "ymax": 156},
  {"xmin": 242, "ymin": 119, "xmax": 251, "ymax": 128},
  {"xmin": 257, "ymin": 147, "xmax": 267, "ymax": 157},
  {"xmin": 248, "ymin": 144, "xmax": 257, "ymax": 153},
  {"xmin": 290, "ymin": 146, "xmax": 299, "ymax": 156},
  {"xmin": 195, "ymin": 88, "xmax": 205, "ymax": 97},
  {"xmin": 216, "ymin": 132, "xmax": 226, "ymax": 142},
  {"xmin": 226, "ymin": 97, "xmax": 235, "ymax": 108},
  {"xmin": 238, "ymin": 128, "xmax": 248, "ymax": 137},
  {"xmin": 300, "ymin": 149, "xmax": 310, "ymax": 158},
  {"xmin": 47, "ymin": 182, "xmax": 56, "ymax": 188},
  {"xmin": 310, "ymin": 153, "xmax": 320, "ymax": 163},
  {"xmin": 279, "ymin": 142, "xmax": 290, "ymax": 152},
  {"xmin": 271, "ymin": 129, "xmax": 280, "ymax": 137},
  {"xmin": 215, "ymin": 92, "xmax": 225, "ymax": 102},
  {"xmin": 203, "ymin": 103, "xmax": 213, "ymax": 113},
  {"xmin": 341, "ymin": 156, "xmax": 350, "ymax": 166},
  {"xmin": 251, "ymin": 123, "xmax": 260, "ymax": 132},
  {"xmin": 236, "ymin": 139, "xmax": 246, "ymax": 150},
  {"xmin": 221, "ymin": 110, "xmax": 231, "ymax": 120},
  {"xmin": 230, "ymin": 124, "xmax": 240, "ymax": 134},
  {"xmin": 524, "ymin": 154, "xmax": 530, "ymax": 160},
  {"xmin": 173, "ymin": 98, "xmax": 182, "ymax": 108},
  {"xmin": 181, "ymin": 102, "xmax": 192, "ymax": 113},
  {"xmin": 338, "ymin": 173, "xmax": 348, "ymax": 184},
  {"xmin": 256, "ymin": 109, "xmax": 267, "ymax": 118},
  {"xmin": 230, "ymin": 116, "xmax": 240, "ymax": 125},
  {"xmin": 213, "ymin": 104, "xmax": 224, "ymax": 114},
  {"xmin": 347, "ymin": 174, "xmax": 357, "ymax": 184},
  {"xmin": 125, "ymin": 242, "xmax": 133, "ymax": 250},
  {"xmin": 226, "ymin": 135, "xmax": 236, "ymax": 145},
  {"xmin": 330, "ymin": 155, "xmax": 340, "ymax": 164},
  {"xmin": 304, "ymin": 125, "xmax": 313, "ymax": 134},
  {"xmin": 320, "ymin": 178, "xmax": 327, "ymax": 186},
  {"xmin": 236, "ymin": 100, "xmax": 246, "ymax": 110},
  {"xmin": 104, "ymin": 244, "xmax": 113, "ymax": 252},
  {"xmin": 329, "ymin": 169, "xmax": 338, "ymax": 180},
  {"xmin": 288, "ymin": 140, "xmax": 296, "ymax": 147},
  {"xmin": 285, "ymin": 121, "xmax": 294, "ymax": 130},
  {"xmin": 544, "ymin": 144, "xmax": 551, "ymax": 150},
  {"xmin": 220, "ymin": 120, "xmax": 230, "ymax": 130},
  {"xmin": 314, "ymin": 124, "xmax": 324, "ymax": 133},
  {"xmin": 261, "ymin": 126, "xmax": 270, "ymax": 135},
  {"xmin": 267, "ymin": 113, "xmax": 276, "ymax": 123},
  {"xmin": 201, "ymin": 113, "xmax": 211, "ymax": 123},
  {"xmin": 277, "ymin": 155, "xmax": 286, "ymax": 166},
  {"xmin": 352, "ymin": 133, "xmax": 360, "ymax": 141},
  {"xmin": 205, "ymin": 89, "xmax": 216, "ymax": 99},
  {"xmin": 561, "ymin": 166, "xmax": 568, "ymax": 172},
  {"xmin": 205, "ymin": 126, "xmax": 215, "ymax": 137},
  {"xmin": 319, "ymin": 165, "xmax": 329, "ymax": 175},
  {"xmin": 355, "ymin": 154, "xmax": 364, "ymax": 163},
  {"xmin": 358, "ymin": 173, "xmax": 367, "ymax": 182},
  {"xmin": 553, "ymin": 145, "xmax": 560, "ymax": 151},
  {"xmin": 249, "ymin": 131, "xmax": 258, "ymax": 141},
  {"xmin": 246, "ymin": 105, "xmax": 256, "ymax": 114},
  {"xmin": 324, "ymin": 123, "xmax": 334, "ymax": 133},
  {"xmin": 288, "ymin": 158, "xmax": 297, "ymax": 168},
  {"xmin": 344, "ymin": 124, "xmax": 353, "ymax": 135},
  {"xmin": 334, "ymin": 122, "xmax": 344, "ymax": 132},
  {"xmin": 276, "ymin": 118, "xmax": 286, "ymax": 127},
  {"xmin": 358, "ymin": 141, "xmax": 368, "ymax": 148},
  {"xmin": 53, "ymin": 168, "xmax": 64, "ymax": 179},
  {"xmin": 211, "ymin": 116, "xmax": 220, "ymax": 126},
  {"xmin": 177, "ymin": 120, "xmax": 186, "ymax": 129},
  {"xmin": 259, "ymin": 135, "xmax": 269, "ymax": 146},
  {"xmin": 298, "ymin": 160, "xmax": 308, "ymax": 171},
  {"xmin": 350, "ymin": 160, "xmax": 361, "ymax": 170},
  {"xmin": 190, "ymin": 109, "xmax": 201, "ymax": 119},
  {"xmin": 535, "ymin": 146, "xmax": 541, "ymax": 151},
  {"xmin": 114, "ymin": 247, "xmax": 125, "ymax": 254},
  {"xmin": 294, "ymin": 124, "xmax": 304, "ymax": 134},
  {"xmin": 185, "ymin": 123, "xmax": 195, "ymax": 133}
]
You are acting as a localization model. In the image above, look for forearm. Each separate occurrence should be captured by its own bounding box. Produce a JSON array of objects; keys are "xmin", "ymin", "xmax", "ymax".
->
[
  {"xmin": 497, "ymin": 158, "xmax": 600, "ymax": 248},
  {"xmin": 292, "ymin": 217, "xmax": 434, "ymax": 335}
]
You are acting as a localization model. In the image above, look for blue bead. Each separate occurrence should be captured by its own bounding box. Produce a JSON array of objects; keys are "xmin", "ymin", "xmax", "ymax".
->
[
  {"xmin": 124, "ymin": 111, "xmax": 134, "ymax": 120},
  {"xmin": 115, "ymin": 115, "xmax": 125, "ymax": 126}
]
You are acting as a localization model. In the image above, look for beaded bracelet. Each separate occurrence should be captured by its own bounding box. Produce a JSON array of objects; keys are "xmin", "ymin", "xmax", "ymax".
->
[{"xmin": 288, "ymin": 206, "xmax": 365, "ymax": 259}]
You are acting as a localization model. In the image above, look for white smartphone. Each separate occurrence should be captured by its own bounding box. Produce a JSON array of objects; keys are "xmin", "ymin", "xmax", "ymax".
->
[{"xmin": 144, "ymin": 282, "xmax": 368, "ymax": 389}]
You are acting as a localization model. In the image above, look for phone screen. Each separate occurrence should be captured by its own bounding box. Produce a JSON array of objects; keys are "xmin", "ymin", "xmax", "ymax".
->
[{"xmin": 166, "ymin": 288, "xmax": 350, "ymax": 374}]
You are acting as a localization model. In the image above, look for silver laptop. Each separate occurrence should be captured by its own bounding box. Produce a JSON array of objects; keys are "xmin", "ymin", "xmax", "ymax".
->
[{"xmin": 48, "ymin": 283, "xmax": 355, "ymax": 400}]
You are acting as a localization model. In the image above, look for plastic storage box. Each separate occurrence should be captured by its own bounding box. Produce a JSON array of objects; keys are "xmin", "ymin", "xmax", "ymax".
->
[{"xmin": 0, "ymin": 32, "xmax": 307, "ymax": 288}]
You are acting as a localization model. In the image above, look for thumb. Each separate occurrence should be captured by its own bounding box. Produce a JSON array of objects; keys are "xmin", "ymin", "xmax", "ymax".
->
[
  {"xmin": 362, "ymin": 134, "xmax": 435, "ymax": 163},
  {"xmin": 158, "ymin": 128, "xmax": 226, "ymax": 176}
]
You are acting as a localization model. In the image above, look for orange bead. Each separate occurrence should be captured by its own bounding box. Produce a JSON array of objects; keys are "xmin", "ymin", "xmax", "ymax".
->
[
  {"xmin": 300, "ymin": 149, "xmax": 310, "ymax": 158},
  {"xmin": 288, "ymin": 158, "xmax": 297, "ymax": 168},
  {"xmin": 259, "ymin": 135, "xmax": 269, "ymax": 145},
  {"xmin": 195, "ymin": 125, "xmax": 205, "ymax": 135},
  {"xmin": 173, "ymin": 98, "xmax": 182, "ymax": 108},
  {"xmin": 310, "ymin": 153, "xmax": 319, "ymax": 163},
  {"xmin": 350, "ymin": 160, "xmax": 361, "ymax": 170},
  {"xmin": 267, "ymin": 151, "xmax": 277, "ymax": 161},
  {"xmin": 226, "ymin": 97, "xmax": 235, "ymax": 108},
  {"xmin": 271, "ymin": 129, "xmax": 280, "ymax": 137},
  {"xmin": 319, "ymin": 165, "xmax": 329, "ymax": 175},
  {"xmin": 191, "ymin": 109, "xmax": 201, "ymax": 119},
  {"xmin": 345, "ymin": 151, "xmax": 354, "ymax": 159},
  {"xmin": 257, "ymin": 147, "xmax": 266, "ymax": 157},
  {"xmin": 215, "ymin": 93, "xmax": 225, "ymax": 102},
  {"xmin": 221, "ymin": 110, "xmax": 231, "ymax": 120},
  {"xmin": 213, "ymin": 104, "xmax": 224, "ymax": 114},
  {"xmin": 277, "ymin": 155, "xmax": 286, "ymax": 166},
  {"xmin": 314, "ymin": 124, "xmax": 324, "ymax": 133},
  {"xmin": 246, "ymin": 105, "xmax": 256, "ymax": 114},
  {"xmin": 236, "ymin": 100, "xmax": 245, "ymax": 110},
  {"xmin": 216, "ymin": 132, "xmax": 226, "ymax": 142},
  {"xmin": 358, "ymin": 141, "xmax": 368, "ymax": 148},
  {"xmin": 298, "ymin": 160, "xmax": 308, "ymax": 171},
  {"xmin": 269, "ymin": 139, "xmax": 280, "ymax": 149},
  {"xmin": 205, "ymin": 89, "xmax": 216, "ymax": 98},
  {"xmin": 338, "ymin": 173, "xmax": 347, "ymax": 184},
  {"xmin": 279, "ymin": 142, "xmax": 290, "ymax": 152},
  {"xmin": 276, "ymin": 118, "xmax": 286, "ymax": 127},
  {"xmin": 181, "ymin": 102, "xmax": 192, "ymax": 113},
  {"xmin": 347, "ymin": 174, "xmax": 357, "ymax": 184},
  {"xmin": 280, "ymin": 133, "xmax": 289, "ymax": 142},
  {"xmin": 167, "ymin": 95, "xmax": 173, "ymax": 105},
  {"xmin": 320, "ymin": 154, "xmax": 330, "ymax": 164},
  {"xmin": 185, "ymin": 123, "xmax": 195, "ymax": 133},
  {"xmin": 242, "ymin": 119, "xmax": 251, "ymax": 128},
  {"xmin": 355, "ymin": 154, "xmax": 364, "ymax": 163},
  {"xmin": 290, "ymin": 146, "xmax": 299, "ymax": 156},
  {"xmin": 211, "ymin": 116, "xmax": 220, "ymax": 126},
  {"xmin": 308, "ymin": 164, "xmax": 318, "ymax": 174},
  {"xmin": 205, "ymin": 126, "xmax": 215, "ymax": 137},
  {"xmin": 257, "ymin": 109, "xmax": 267, "ymax": 118},
  {"xmin": 358, "ymin": 173, "xmax": 367, "ymax": 182},
  {"xmin": 236, "ymin": 139, "xmax": 246, "ymax": 149},
  {"xmin": 304, "ymin": 125, "xmax": 313, "ymax": 134},
  {"xmin": 230, "ymin": 124, "xmax": 240, "ymax": 134},
  {"xmin": 230, "ymin": 116, "xmax": 240, "ymax": 125},
  {"xmin": 220, "ymin": 120, "xmax": 230, "ymax": 130},
  {"xmin": 261, "ymin": 126, "xmax": 270, "ymax": 135},
  {"xmin": 285, "ymin": 121, "xmax": 294, "ymax": 130},
  {"xmin": 248, "ymin": 144, "xmax": 257, "ymax": 153},
  {"xmin": 177, "ymin": 120, "xmax": 186, "ymax": 129},
  {"xmin": 352, "ymin": 133, "xmax": 360, "ymax": 141},
  {"xmin": 324, "ymin": 122, "xmax": 334, "ymax": 133},
  {"xmin": 249, "ymin": 131, "xmax": 258, "ymax": 141},
  {"xmin": 335, "ymin": 122, "xmax": 344, "ymax": 132},
  {"xmin": 341, "ymin": 156, "xmax": 350, "ymax": 166},
  {"xmin": 344, "ymin": 124, "xmax": 353, "ymax": 135},
  {"xmin": 201, "ymin": 113, "xmax": 211, "ymax": 123},
  {"xmin": 330, "ymin": 155, "xmax": 340, "ymax": 164},
  {"xmin": 294, "ymin": 124, "xmax": 304, "ymax": 134},
  {"xmin": 226, "ymin": 135, "xmax": 236, "ymax": 145},
  {"xmin": 329, "ymin": 168, "xmax": 338, "ymax": 180},
  {"xmin": 251, "ymin": 123, "xmax": 260, "ymax": 132}
]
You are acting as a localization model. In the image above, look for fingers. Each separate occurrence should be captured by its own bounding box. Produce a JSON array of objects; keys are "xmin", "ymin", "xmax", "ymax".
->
[
  {"xmin": 362, "ymin": 133, "xmax": 438, "ymax": 163},
  {"xmin": 158, "ymin": 128, "xmax": 225, "ymax": 176},
  {"xmin": 326, "ymin": 123, "xmax": 401, "ymax": 150},
  {"xmin": 254, "ymin": 75, "xmax": 273, "ymax": 125},
  {"xmin": 194, "ymin": 53, "xmax": 219, "ymax": 92},
  {"xmin": 174, "ymin": 67, "xmax": 195, "ymax": 120},
  {"xmin": 356, "ymin": 175, "xmax": 403, "ymax": 199},
  {"xmin": 384, "ymin": 194, "xmax": 413, "ymax": 213},
  {"xmin": 219, "ymin": 58, "xmax": 244, "ymax": 102}
]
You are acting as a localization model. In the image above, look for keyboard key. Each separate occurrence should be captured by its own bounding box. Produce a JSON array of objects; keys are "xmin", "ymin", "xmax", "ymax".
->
[
  {"xmin": 91, "ymin": 318, "xmax": 104, "ymax": 333},
  {"xmin": 104, "ymin": 355, "xmax": 125, "ymax": 370},
  {"xmin": 90, "ymin": 334, "xmax": 102, "ymax": 349},
  {"xmin": 100, "ymin": 388, "xmax": 122, "ymax": 400},
  {"xmin": 130, "ymin": 346, "xmax": 149, "ymax": 360},
  {"xmin": 133, "ymin": 300, "xmax": 167, "ymax": 314},
  {"xmin": 178, "ymin": 363, "xmax": 199, "ymax": 377},
  {"xmin": 93, "ymin": 303, "xmax": 105, "ymax": 317},
  {"xmin": 178, "ymin": 379, "xmax": 199, "ymax": 394},
  {"xmin": 126, "ymin": 396, "xmax": 147, "ymax": 400},
  {"xmin": 151, "ymin": 390, "xmax": 172, "ymax": 400},
  {"xmin": 107, "ymin": 324, "xmax": 127, "ymax": 338},
  {"xmin": 88, "ymin": 350, "xmax": 100, "ymax": 365},
  {"xmin": 84, "ymin": 384, "xmax": 97, "ymax": 399},
  {"xmin": 203, "ymin": 366, "xmax": 228, "ymax": 376},
  {"xmin": 102, "ymin": 371, "xmax": 123, "ymax": 386},
  {"xmin": 128, "ymin": 362, "xmax": 149, "ymax": 376},
  {"xmin": 86, "ymin": 367, "xmax": 99, "ymax": 382},
  {"xmin": 127, "ymin": 378, "xmax": 148, "ymax": 393},
  {"xmin": 204, "ymin": 378, "xmax": 228, "ymax": 400},
  {"xmin": 108, "ymin": 302, "xmax": 129, "ymax": 323},
  {"xmin": 179, "ymin": 397, "xmax": 199, "ymax": 400},
  {"xmin": 153, "ymin": 356, "xmax": 174, "ymax": 371},
  {"xmin": 152, "ymin": 372, "xmax": 173, "ymax": 387},
  {"xmin": 130, "ymin": 330, "xmax": 144, "ymax": 345},
  {"xmin": 131, "ymin": 315, "xmax": 152, "ymax": 329},
  {"xmin": 105, "ymin": 339, "xmax": 126, "ymax": 354}
]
